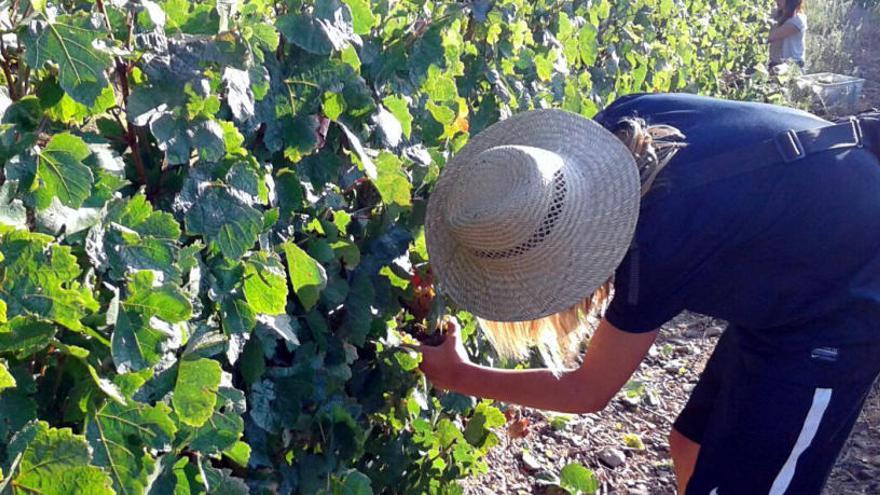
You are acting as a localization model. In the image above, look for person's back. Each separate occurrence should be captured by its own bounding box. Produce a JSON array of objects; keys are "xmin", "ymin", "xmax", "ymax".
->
[
  {"xmin": 594, "ymin": 92, "xmax": 880, "ymax": 493},
  {"xmin": 596, "ymin": 93, "xmax": 880, "ymax": 345}
]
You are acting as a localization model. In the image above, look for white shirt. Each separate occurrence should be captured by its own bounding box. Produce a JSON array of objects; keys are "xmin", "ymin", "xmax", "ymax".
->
[{"xmin": 781, "ymin": 13, "xmax": 807, "ymax": 64}]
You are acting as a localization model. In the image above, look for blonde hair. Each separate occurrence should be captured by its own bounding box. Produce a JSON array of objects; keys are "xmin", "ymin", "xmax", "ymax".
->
[{"xmin": 478, "ymin": 116, "xmax": 686, "ymax": 371}]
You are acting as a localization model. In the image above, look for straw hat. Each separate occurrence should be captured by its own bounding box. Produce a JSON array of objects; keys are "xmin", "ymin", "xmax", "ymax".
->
[{"xmin": 425, "ymin": 109, "xmax": 640, "ymax": 322}]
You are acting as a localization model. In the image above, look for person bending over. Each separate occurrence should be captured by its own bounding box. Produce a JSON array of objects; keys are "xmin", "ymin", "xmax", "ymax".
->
[{"xmin": 419, "ymin": 93, "xmax": 880, "ymax": 494}]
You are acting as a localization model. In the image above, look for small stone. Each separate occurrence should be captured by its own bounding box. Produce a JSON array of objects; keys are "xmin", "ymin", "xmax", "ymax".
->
[
  {"xmin": 869, "ymin": 455, "xmax": 880, "ymax": 466},
  {"xmin": 675, "ymin": 344, "xmax": 696, "ymax": 356},
  {"xmin": 706, "ymin": 325, "xmax": 724, "ymax": 337},
  {"xmin": 856, "ymin": 467, "xmax": 876, "ymax": 480},
  {"xmin": 536, "ymin": 469, "xmax": 556, "ymax": 481},
  {"xmin": 627, "ymin": 485, "xmax": 649, "ymax": 495},
  {"xmin": 664, "ymin": 359, "xmax": 685, "ymax": 373},
  {"xmin": 598, "ymin": 447, "xmax": 627, "ymax": 468},
  {"xmin": 520, "ymin": 451, "xmax": 542, "ymax": 472}
]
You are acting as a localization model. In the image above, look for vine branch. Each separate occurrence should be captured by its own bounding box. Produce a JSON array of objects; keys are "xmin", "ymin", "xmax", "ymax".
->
[{"xmin": 95, "ymin": 0, "xmax": 149, "ymax": 190}]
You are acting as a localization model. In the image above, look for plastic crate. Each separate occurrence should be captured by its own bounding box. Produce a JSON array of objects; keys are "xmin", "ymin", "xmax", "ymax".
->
[{"xmin": 796, "ymin": 72, "xmax": 866, "ymax": 114}]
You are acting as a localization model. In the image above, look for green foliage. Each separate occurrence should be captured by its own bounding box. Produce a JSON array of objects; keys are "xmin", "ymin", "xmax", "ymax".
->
[
  {"xmin": 559, "ymin": 462, "xmax": 599, "ymax": 494},
  {"xmin": 0, "ymin": 0, "xmax": 773, "ymax": 493}
]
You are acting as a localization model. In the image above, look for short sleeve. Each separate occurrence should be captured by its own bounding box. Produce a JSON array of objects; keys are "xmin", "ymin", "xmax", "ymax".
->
[
  {"xmin": 603, "ymin": 201, "xmax": 692, "ymax": 333},
  {"xmin": 603, "ymin": 158, "xmax": 765, "ymax": 333},
  {"xmin": 785, "ymin": 14, "xmax": 806, "ymax": 31}
]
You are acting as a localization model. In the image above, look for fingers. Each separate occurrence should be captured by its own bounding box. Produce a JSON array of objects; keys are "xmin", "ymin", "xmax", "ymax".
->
[
  {"xmin": 441, "ymin": 316, "xmax": 460, "ymax": 335},
  {"xmin": 392, "ymin": 343, "xmax": 420, "ymax": 354}
]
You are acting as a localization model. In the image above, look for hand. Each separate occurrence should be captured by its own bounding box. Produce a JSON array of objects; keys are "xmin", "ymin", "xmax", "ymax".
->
[{"xmin": 418, "ymin": 318, "xmax": 471, "ymax": 391}]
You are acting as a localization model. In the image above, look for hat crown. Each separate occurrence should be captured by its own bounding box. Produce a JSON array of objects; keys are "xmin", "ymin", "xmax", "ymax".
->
[{"xmin": 445, "ymin": 145, "xmax": 565, "ymax": 254}]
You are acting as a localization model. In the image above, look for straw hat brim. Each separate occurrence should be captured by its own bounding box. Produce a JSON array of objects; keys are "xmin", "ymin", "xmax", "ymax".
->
[{"xmin": 425, "ymin": 109, "xmax": 640, "ymax": 322}]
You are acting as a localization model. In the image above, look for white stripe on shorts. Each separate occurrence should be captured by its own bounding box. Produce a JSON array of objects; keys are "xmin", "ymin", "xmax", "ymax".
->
[{"xmin": 768, "ymin": 388, "xmax": 833, "ymax": 495}]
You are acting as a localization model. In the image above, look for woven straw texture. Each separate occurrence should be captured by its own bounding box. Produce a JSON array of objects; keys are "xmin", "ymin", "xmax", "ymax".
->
[{"xmin": 425, "ymin": 109, "xmax": 640, "ymax": 322}]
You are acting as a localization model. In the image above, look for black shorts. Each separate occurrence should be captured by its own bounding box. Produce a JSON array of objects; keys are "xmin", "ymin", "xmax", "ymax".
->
[{"xmin": 674, "ymin": 324, "xmax": 880, "ymax": 495}]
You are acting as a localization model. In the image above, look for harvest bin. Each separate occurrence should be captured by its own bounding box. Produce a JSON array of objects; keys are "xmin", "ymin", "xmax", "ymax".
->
[{"xmin": 796, "ymin": 72, "xmax": 866, "ymax": 115}]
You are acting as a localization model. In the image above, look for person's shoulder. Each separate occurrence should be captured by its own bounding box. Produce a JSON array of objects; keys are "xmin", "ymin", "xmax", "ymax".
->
[
  {"xmin": 786, "ymin": 12, "xmax": 807, "ymax": 29},
  {"xmin": 596, "ymin": 93, "xmax": 710, "ymax": 126}
]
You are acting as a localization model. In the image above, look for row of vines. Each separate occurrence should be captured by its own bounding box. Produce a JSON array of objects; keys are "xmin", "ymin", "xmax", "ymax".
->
[{"xmin": 0, "ymin": 0, "xmax": 773, "ymax": 493}]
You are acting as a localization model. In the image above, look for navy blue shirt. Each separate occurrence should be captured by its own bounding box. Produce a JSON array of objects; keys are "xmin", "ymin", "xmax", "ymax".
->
[{"xmin": 595, "ymin": 93, "xmax": 880, "ymax": 344}]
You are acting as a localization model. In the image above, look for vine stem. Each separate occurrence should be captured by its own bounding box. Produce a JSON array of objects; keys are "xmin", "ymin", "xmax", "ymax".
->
[
  {"xmin": 0, "ymin": 37, "xmax": 19, "ymax": 100},
  {"xmin": 95, "ymin": 0, "xmax": 149, "ymax": 190}
]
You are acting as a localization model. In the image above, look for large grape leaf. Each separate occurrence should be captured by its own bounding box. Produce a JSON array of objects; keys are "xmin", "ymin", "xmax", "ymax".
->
[
  {"xmin": 111, "ymin": 271, "xmax": 192, "ymax": 372},
  {"xmin": 21, "ymin": 15, "xmax": 112, "ymax": 106},
  {"xmin": 93, "ymin": 199, "xmax": 183, "ymax": 283},
  {"xmin": 220, "ymin": 297, "xmax": 256, "ymax": 335},
  {"xmin": 124, "ymin": 270, "xmax": 191, "ymax": 322},
  {"xmin": 111, "ymin": 309, "xmax": 168, "ymax": 373},
  {"xmin": 201, "ymin": 465, "xmax": 249, "ymax": 495},
  {"xmin": 341, "ymin": 0, "xmax": 377, "ymax": 35},
  {"xmin": 35, "ymin": 197, "xmax": 103, "ymax": 236},
  {"xmin": 160, "ymin": 0, "xmax": 219, "ymax": 34},
  {"xmin": 281, "ymin": 242, "xmax": 327, "ymax": 311},
  {"xmin": 0, "ymin": 228, "xmax": 98, "ymax": 331},
  {"xmin": 185, "ymin": 185, "xmax": 262, "ymax": 260},
  {"xmin": 85, "ymin": 401, "xmax": 177, "ymax": 495},
  {"xmin": 276, "ymin": 1, "xmax": 359, "ymax": 55},
  {"xmin": 0, "ymin": 317, "xmax": 56, "ymax": 357},
  {"xmin": 33, "ymin": 133, "xmax": 94, "ymax": 210},
  {"xmin": 5, "ymin": 420, "xmax": 115, "ymax": 495},
  {"xmin": 242, "ymin": 251, "xmax": 288, "ymax": 315},
  {"xmin": 0, "ymin": 386, "xmax": 37, "ymax": 442},
  {"xmin": 381, "ymin": 95, "xmax": 413, "ymax": 138},
  {"xmin": 149, "ymin": 114, "xmax": 226, "ymax": 165},
  {"xmin": 339, "ymin": 470, "xmax": 373, "ymax": 495},
  {"xmin": 173, "ymin": 357, "xmax": 221, "ymax": 427},
  {"xmin": 178, "ymin": 387, "xmax": 245, "ymax": 455},
  {"xmin": 373, "ymin": 152, "xmax": 412, "ymax": 208}
]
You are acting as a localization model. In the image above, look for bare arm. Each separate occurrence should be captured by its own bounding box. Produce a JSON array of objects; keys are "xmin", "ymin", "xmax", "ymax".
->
[
  {"xmin": 419, "ymin": 319, "xmax": 659, "ymax": 414},
  {"xmin": 768, "ymin": 22, "xmax": 799, "ymax": 43}
]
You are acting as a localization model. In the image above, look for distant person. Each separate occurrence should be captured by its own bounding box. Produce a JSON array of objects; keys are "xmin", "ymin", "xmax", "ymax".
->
[{"xmin": 769, "ymin": 0, "xmax": 807, "ymax": 70}]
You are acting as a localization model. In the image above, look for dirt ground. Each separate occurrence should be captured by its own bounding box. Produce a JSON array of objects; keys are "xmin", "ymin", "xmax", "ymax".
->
[
  {"xmin": 464, "ymin": 6, "xmax": 880, "ymax": 495},
  {"xmin": 852, "ymin": 7, "xmax": 880, "ymax": 112}
]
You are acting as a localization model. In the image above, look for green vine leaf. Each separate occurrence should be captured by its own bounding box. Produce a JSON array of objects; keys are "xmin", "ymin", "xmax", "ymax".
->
[
  {"xmin": 178, "ymin": 387, "xmax": 245, "ymax": 455},
  {"xmin": 560, "ymin": 462, "xmax": 599, "ymax": 495},
  {"xmin": 242, "ymin": 251, "xmax": 289, "ymax": 315},
  {"xmin": 85, "ymin": 401, "xmax": 177, "ymax": 495},
  {"xmin": 21, "ymin": 15, "xmax": 113, "ymax": 106},
  {"xmin": 373, "ymin": 152, "xmax": 412, "ymax": 208},
  {"xmin": 281, "ymin": 241, "xmax": 327, "ymax": 311},
  {"xmin": 0, "ymin": 228, "xmax": 98, "ymax": 331},
  {"xmin": 173, "ymin": 357, "xmax": 222, "ymax": 427},
  {"xmin": 381, "ymin": 96, "xmax": 413, "ymax": 139},
  {"xmin": 277, "ymin": 1, "xmax": 359, "ymax": 55},
  {"xmin": 33, "ymin": 133, "xmax": 94, "ymax": 210},
  {"xmin": 91, "ymin": 194, "xmax": 184, "ymax": 283},
  {"xmin": 111, "ymin": 271, "xmax": 192, "ymax": 372},
  {"xmin": 5, "ymin": 420, "xmax": 115, "ymax": 495},
  {"xmin": 185, "ymin": 185, "xmax": 263, "ymax": 260},
  {"xmin": 342, "ymin": 0, "xmax": 377, "ymax": 35},
  {"xmin": 0, "ymin": 362, "xmax": 16, "ymax": 391}
]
